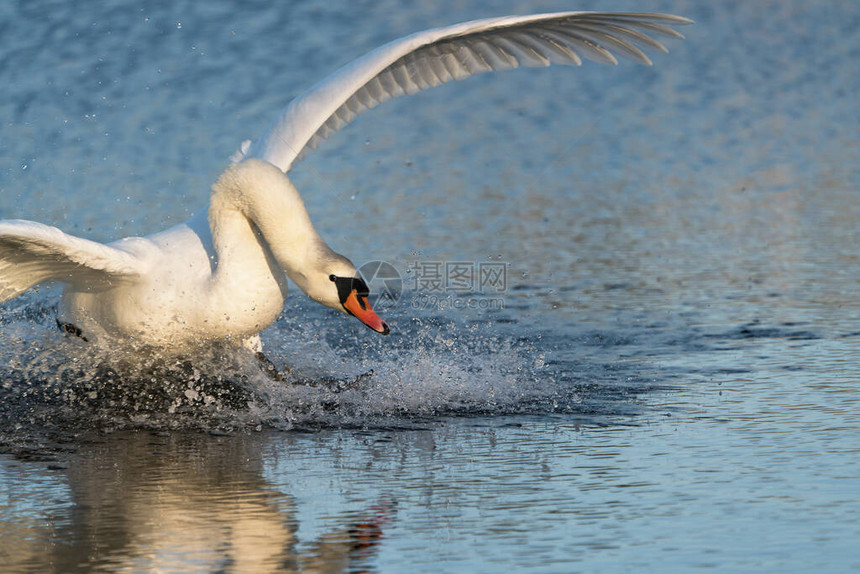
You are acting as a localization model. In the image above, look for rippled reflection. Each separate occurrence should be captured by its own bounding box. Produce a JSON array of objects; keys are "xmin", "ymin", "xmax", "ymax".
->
[{"xmin": 0, "ymin": 433, "xmax": 392, "ymax": 573}]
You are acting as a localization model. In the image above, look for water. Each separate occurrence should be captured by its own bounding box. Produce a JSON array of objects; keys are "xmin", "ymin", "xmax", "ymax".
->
[{"xmin": 1, "ymin": 0, "xmax": 858, "ymax": 571}]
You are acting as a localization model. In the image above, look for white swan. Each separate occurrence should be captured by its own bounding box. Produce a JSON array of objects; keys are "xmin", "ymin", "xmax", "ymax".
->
[{"xmin": 0, "ymin": 12, "xmax": 691, "ymax": 354}]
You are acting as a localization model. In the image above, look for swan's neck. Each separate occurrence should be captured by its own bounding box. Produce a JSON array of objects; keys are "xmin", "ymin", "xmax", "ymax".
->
[{"xmin": 207, "ymin": 160, "xmax": 336, "ymax": 296}]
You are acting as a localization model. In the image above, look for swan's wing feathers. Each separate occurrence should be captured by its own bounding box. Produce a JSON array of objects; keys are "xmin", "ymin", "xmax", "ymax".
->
[
  {"xmin": 243, "ymin": 12, "xmax": 691, "ymax": 171},
  {"xmin": 0, "ymin": 220, "xmax": 148, "ymax": 302}
]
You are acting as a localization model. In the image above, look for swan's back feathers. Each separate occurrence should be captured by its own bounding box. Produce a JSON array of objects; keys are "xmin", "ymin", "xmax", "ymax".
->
[
  {"xmin": 243, "ymin": 12, "xmax": 692, "ymax": 172},
  {"xmin": 0, "ymin": 220, "xmax": 148, "ymax": 302}
]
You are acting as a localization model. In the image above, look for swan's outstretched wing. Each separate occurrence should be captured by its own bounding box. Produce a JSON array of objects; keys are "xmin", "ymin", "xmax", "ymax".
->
[
  {"xmin": 0, "ymin": 220, "xmax": 148, "ymax": 302},
  {"xmin": 240, "ymin": 12, "xmax": 692, "ymax": 172}
]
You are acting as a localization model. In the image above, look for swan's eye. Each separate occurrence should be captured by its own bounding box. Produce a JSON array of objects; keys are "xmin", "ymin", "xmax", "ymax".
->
[{"xmin": 329, "ymin": 274, "xmax": 336, "ymax": 282}]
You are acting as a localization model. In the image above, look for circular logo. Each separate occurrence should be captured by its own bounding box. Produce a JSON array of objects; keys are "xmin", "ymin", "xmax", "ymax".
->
[{"xmin": 357, "ymin": 260, "xmax": 402, "ymax": 311}]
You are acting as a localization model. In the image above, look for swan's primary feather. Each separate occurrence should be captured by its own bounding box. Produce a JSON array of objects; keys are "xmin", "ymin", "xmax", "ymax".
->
[
  {"xmin": 242, "ymin": 12, "xmax": 692, "ymax": 172},
  {"xmin": 0, "ymin": 220, "xmax": 148, "ymax": 302}
]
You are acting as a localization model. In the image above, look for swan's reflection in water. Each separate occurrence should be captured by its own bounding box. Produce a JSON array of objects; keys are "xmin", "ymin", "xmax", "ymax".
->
[{"xmin": 1, "ymin": 432, "xmax": 392, "ymax": 573}]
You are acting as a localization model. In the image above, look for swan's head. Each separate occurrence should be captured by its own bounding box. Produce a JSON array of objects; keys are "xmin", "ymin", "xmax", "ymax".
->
[{"xmin": 306, "ymin": 254, "xmax": 390, "ymax": 336}]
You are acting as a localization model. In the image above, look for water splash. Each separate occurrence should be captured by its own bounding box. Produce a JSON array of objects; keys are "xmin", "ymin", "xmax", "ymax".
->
[
  {"xmin": 0, "ymin": 295, "xmax": 591, "ymax": 451},
  {"xmin": 255, "ymin": 317, "xmax": 557, "ymax": 429}
]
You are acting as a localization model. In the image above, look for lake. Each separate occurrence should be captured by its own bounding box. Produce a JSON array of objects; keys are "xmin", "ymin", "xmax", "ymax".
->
[{"xmin": 1, "ymin": 1, "xmax": 858, "ymax": 571}]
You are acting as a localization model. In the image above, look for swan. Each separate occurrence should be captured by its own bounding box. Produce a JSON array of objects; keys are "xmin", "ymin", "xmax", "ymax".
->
[{"xmin": 0, "ymin": 12, "xmax": 691, "ymax": 356}]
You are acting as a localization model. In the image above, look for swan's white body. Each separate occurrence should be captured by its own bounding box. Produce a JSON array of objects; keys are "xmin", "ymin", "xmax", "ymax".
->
[{"xmin": 0, "ymin": 12, "xmax": 690, "ymax": 352}]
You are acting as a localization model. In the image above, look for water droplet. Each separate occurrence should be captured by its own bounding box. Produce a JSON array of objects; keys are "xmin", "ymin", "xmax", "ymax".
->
[{"xmin": 176, "ymin": 22, "xmax": 182, "ymax": 29}]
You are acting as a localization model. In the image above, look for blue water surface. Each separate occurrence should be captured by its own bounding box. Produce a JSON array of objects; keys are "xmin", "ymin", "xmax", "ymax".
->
[{"xmin": 1, "ymin": 1, "xmax": 858, "ymax": 572}]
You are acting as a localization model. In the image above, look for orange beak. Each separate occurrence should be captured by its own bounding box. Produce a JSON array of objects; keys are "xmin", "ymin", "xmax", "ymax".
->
[{"xmin": 343, "ymin": 289, "xmax": 390, "ymax": 335}]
